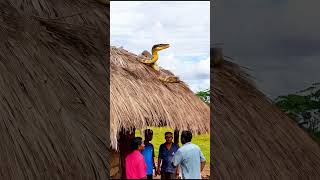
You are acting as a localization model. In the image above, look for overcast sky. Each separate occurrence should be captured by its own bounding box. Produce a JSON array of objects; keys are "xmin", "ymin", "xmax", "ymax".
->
[
  {"xmin": 111, "ymin": 1, "xmax": 210, "ymax": 92},
  {"xmin": 213, "ymin": 0, "xmax": 320, "ymax": 99}
]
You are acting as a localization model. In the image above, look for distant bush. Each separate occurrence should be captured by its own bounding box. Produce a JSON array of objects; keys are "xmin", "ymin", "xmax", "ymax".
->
[
  {"xmin": 274, "ymin": 83, "xmax": 320, "ymax": 141},
  {"xmin": 196, "ymin": 89, "xmax": 210, "ymax": 104}
]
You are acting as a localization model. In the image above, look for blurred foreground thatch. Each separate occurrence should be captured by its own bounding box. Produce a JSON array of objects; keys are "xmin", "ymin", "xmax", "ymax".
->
[
  {"xmin": 0, "ymin": 0, "xmax": 109, "ymax": 179},
  {"xmin": 212, "ymin": 60, "xmax": 320, "ymax": 179}
]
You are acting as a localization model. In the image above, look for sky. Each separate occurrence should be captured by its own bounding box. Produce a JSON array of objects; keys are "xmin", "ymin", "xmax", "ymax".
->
[
  {"xmin": 213, "ymin": 0, "xmax": 320, "ymax": 99},
  {"xmin": 111, "ymin": 1, "xmax": 210, "ymax": 92}
]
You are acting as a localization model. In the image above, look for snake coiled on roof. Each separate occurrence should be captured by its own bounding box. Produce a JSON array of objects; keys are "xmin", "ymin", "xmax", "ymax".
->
[{"xmin": 138, "ymin": 44, "xmax": 180, "ymax": 83}]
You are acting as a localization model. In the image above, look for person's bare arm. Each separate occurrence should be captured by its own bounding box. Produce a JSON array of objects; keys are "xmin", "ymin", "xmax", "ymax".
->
[
  {"xmin": 153, "ymin": 157, "xmax": 157, "ymax": 177},
  {"xmin": 152, "ymin": 146, "xmax": 156, "ymax": 172},
  {"xmin": 200, "ymin": 160, "xmax": 206, "ymax": 171},
  {"xmin": 175, "ymin": 165, "xmax": 179, "ymax": 177},
  {"xmin": 157, "ymin": 145, "xmax": 162, "ymax": 175},
  {"xmin": 157, "ymin": 158, "xmax": 162, "ymax": 175},
  {"xmin": 199, "ymin": 148, "xmax": 206, "ymax": 172}
]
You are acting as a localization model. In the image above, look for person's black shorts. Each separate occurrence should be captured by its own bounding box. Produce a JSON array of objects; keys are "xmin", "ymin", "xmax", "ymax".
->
[
  {"xmin": 147, "ymin": 174, "xmax": 153, "ymax": 179},
  {"xmin": 161, "ymin": 172, "xmax": 176, "ymax": 179}
]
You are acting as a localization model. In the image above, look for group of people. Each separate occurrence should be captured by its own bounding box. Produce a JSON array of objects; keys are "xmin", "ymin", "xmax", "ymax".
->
[{"xmin": 125, "ymin": 129, "xmax": 206, "ymax": 179}]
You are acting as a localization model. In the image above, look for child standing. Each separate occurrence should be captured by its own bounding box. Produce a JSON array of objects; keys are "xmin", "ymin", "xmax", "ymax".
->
[{"xmin": 141, "ymin": 129, "xmax": 156, "ymax": 179}]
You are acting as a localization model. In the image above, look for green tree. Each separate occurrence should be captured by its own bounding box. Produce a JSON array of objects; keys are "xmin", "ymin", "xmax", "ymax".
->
[
  {"xmin": 274, "ymin": 83, "xmax": 320, "ymax": 140},
  {"xmin": 196, "ymin": 89, "xmax": 210, "ymax": 104}
]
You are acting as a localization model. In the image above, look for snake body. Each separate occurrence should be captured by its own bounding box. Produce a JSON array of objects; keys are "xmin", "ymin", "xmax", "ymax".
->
[
  {"xmin": 139, "ymin": 44, "xmax": 180, "ymax": 83},
  {"xmin": 139, "ymin": 50, "xmax": 160, "ymax": 71}
]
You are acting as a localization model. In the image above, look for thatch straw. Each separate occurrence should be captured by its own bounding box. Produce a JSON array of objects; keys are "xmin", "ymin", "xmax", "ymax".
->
[
  {"xmin": 212, "ymin": 47, "xmax": 224, "ymax": 66},
  {"xmin": 212, "ymin": 60, "xmax": 320, "ymax": 179},
  {"xmin": 0, "ymin": 0, "xmax": 109, "ymax": 179},
  {"xmin": 110, "ymin": 46, "xmax": 210, "ymax": 150}
]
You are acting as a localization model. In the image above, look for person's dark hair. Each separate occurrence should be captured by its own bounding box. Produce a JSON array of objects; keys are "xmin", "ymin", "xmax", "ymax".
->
[
  {"xmin": 144, "ymin": 129, "xmax": 153, "ymax": 136},
  {"xmin": 130, "ymin": 137, "xmax": 142, "ymax": 151},
  {"xmin": 165, "ymin": 132, "xmax": 173, "ymax": 136},
  {"xmin": 181, "ymin": 131, "xmax": 192, "ymax": 142}
]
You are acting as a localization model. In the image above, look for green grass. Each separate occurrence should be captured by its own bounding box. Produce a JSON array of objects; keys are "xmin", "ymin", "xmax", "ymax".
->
[{"xmin": 136, "ymin": 127, "xmax": 210, "ymax": 163}]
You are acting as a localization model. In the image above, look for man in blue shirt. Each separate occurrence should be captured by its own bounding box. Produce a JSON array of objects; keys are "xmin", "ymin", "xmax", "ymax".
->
[
  {"xmin": 141, "ymin": 129, "xmax": 156, "ymax": 179},
  {"xmin": 172, "ymin": 130, "xmax": 206, "ymax": 179},
  {"xmin": 156, "ymin": 132, "xmax": 179, "ymax": 179}
]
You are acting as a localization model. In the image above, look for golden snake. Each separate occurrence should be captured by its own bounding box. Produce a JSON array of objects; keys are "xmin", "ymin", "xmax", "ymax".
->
[{"xmin": 139, "ymin": 44, "xmax": 180, "ymax": 83}]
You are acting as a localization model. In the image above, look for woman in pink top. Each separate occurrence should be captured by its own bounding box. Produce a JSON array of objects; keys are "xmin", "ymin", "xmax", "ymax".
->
[{"xmin": 125, "ymin": 137, "xmax": 147, "ymax": 179}]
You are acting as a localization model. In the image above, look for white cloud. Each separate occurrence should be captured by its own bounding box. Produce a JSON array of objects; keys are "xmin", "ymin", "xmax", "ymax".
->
[
  {"xmin": 187, "ymin": 79, "xmax": 211, "ymax": 92},
  {"xmin": 111, "ymin": 1, "xmax": 210, "ymax": 91},
  {"xmin": 158, "ymin": 55, "xmax": 210, "ymax": 92}
]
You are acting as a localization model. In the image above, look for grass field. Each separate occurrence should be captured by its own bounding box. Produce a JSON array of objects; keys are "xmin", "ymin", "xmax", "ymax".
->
[{"xmin": 136, "ymin": 127, "xmax": 210, "ymax": 163}]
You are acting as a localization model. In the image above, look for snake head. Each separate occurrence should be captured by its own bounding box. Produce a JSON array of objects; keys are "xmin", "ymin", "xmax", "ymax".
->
[{"xmin": 152, "ymin": 44, "xmax": 170, "ymax": 51}]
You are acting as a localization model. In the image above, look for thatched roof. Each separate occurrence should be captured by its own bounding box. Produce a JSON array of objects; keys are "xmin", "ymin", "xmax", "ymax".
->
[
  {"xmin": 110, "ymin": 47, "xmax": 210, "ymax": 149},
  {"xmin": 0, "ymin": 0, "xmax": 109, "ymax": 179},
  {"xmin": 212, "ymin": 60, "xmax": 320, "ymax": 179}
]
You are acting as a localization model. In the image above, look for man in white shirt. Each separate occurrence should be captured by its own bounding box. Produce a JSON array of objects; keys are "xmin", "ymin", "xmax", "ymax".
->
[{"xmin": 172, "ymin": 130, "xmax": 206, "ymax": 179}]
